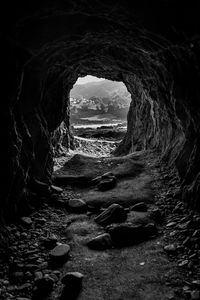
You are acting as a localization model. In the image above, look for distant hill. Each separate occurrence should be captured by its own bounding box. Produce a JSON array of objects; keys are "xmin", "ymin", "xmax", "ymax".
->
[
  {"xmin": 70, "ymin": 79, "xmax": 131, "ymax": 124},
  {"xmin": 70, "ymin": 79, "xmax": 131, "ymax": 100}
]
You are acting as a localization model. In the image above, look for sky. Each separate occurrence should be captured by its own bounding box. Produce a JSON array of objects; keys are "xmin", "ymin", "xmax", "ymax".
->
[{"xmin": 76, "ymin": 75, "xmax": 105, "ymax": 85}]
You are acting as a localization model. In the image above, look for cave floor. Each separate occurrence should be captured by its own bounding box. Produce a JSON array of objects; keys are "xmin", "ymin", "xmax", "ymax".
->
[{"xmin": 1, "ymin": 151, "xmax": 200, "ymax": 300}]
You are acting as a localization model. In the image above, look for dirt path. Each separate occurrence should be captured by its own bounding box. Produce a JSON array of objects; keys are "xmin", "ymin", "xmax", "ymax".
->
[{"xmin": 1, "ymin": 151, "xmax": 200, "ymax": 300}]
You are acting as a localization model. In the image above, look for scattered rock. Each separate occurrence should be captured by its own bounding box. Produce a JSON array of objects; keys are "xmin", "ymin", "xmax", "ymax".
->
[
  {"xmin": 49, "ymin": 244, "xmax": 70, "ymax": 264},
  {"xmin": 87, "ymin": 233, "xmax": 112, "ymax": 250},
  {"xmin": 94, "ymin": 203, "xmax": 127, "ymax": 226},
  {"xmin": 131, "ymin": 202, "xmax": 147, "ymax": 212},
  {"xmin": 68, "ymin": 199, "xmax": 87, "ymax": 213}
]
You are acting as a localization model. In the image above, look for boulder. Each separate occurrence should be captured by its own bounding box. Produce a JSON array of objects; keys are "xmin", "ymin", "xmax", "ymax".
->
[
  {"xmin": 107, "ymin": 222, "xmax": 157, "ymax": 247},
  {"xmin": 94, "ymin": 203, "xmax": 127, "ymax": 226},
  {"xmin": 49, "ymin": 244, "xmax": 70, "ymax": 264}
]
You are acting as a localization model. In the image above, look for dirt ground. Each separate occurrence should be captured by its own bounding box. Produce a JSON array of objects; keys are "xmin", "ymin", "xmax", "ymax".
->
[{"xmin": 1, "ymin": 149, "xmax": 200, "ymax": 300}]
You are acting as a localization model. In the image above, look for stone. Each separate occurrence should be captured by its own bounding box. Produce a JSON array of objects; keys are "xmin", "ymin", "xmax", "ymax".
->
[
  {"xmin": 148, "ymin": 207, "xmax": 163, "ymax": 222},
  {"xmin": 178, "ymin": 260, "xmax": 189, "ymax": 267},
  {"xmin": 191, "ymin": 290, "xmax": 200, "ymax": 300},
  {"xmin": 68, "ymin": 199, "xmax": 87, "ymax": 213},
  {"xmin": 192, "ymin": 280, "xmax": 200, "ymax": 287},
  {"xmin": 166, "ymin": 221, "xmax": 176, "ymax": 228},
  {"xmin": 34, "ymin": 271, "xmax": 43, "ymax": 280},
  {"xmin": 87, "ymin": 233, "xmax": 112, "ymax": 250},
  {"xmin": 94, "ymin": 203, "xmax": 127, "ymax": 226},
  {"xmin": 51, "ymin": 185, "xmax": 63, "ymax": 193},
  {"xmin": 41, "ymin": 234, "xmax": 58, "ymax": 249},
  {"xmin": 49, "ymin": 244, "xmax": 70, "ymax": 263},
  {"xmin": 98, "ymin": 176, "xmax": 117, "ymax": 191},
  {"xmin": 20, "ymin": 217, "xmax": 32, "ymax": 228},
  {"xmin": 9, "ymin": 271, "xmax": 24, "ymax": 284},
  {"xmin": 107, "ymin": 223, "xmax": 149, "ymax": 247},
  {"xmin": 17, "ymin": 283, "xmax": 32, "ymax": 292},
  {"xmin": 34, "ymin": 275, "xmax": 54, "ymax": 295},
  {"xmin": 61, "ymin": 272, "xmax": 84, "ymax": 286},
  {"xmin": 143, "ymin": 223, "xmax": 157, "ymax": 236},
  {"xmin": 131, "ymin": 202, "xmax": 147, "ymax": 212},
  {"xmin": 164, "ymin": 244, "xmax": 177, "ymax": 253}
]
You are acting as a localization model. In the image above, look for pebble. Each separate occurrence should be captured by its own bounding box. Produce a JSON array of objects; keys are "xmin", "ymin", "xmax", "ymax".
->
[{"xmin": 87, "ymin": 233, "xmax": 112, "ymax": 250}]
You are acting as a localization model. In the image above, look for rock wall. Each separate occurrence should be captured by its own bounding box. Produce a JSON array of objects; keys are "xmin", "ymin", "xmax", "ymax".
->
[{"xmin": 1, "ymin": 0, "xmax": 200, "ymax": 219}]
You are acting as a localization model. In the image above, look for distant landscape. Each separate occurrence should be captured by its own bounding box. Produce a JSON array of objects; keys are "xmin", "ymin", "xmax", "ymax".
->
[{"xmin": 70, "ymin": 79, "xmax": 131, "ymax": 125}]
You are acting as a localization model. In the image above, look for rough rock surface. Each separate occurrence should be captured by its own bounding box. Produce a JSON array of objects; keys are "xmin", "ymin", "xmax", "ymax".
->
[{"xmin": 1, "ymin": 0, "xmax": 200, "ymax": 219}]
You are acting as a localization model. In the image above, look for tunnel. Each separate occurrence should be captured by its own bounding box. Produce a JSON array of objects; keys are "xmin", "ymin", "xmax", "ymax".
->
[{"xmin": 1, "ymin": 1, "xmax": 200, "ymax": 299}]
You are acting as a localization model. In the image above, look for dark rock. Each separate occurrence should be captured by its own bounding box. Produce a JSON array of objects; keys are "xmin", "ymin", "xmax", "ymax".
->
[
  {"xmin": 148, "ymin": 207, "xmax": 163, "ymax": 223},
  {"xmin": 131, "ymin": 202, "xmax": 147, "ymax": 212},
  {"xmin": 190, "ymin": 290, "xmax": 200, "ymax": 300},
  {"xmin": 34, "ymin": 275, "xmax": 54, "ymax": 296},
  {"xmin": 61, "ymin": 272, "xmax": 84, "ymax": 286},
  {"xmin": 9, "ymin": 271, "xmax": 24, "ymax": 284},
  {"xmin": 49, "ymin": 244, "xmax": 70, "ymax": 264},
  {"xmin": 94, "ymin": 203, "xmax": 127, "ymax": 226},
  {"xmin": 107, "ymin": 223, "xmax": 152, "ymax": 247},
  {"xmin": 17, "ymin": 283, "xmax": 32, "ymax": 292},
  {"xmin": 87, "ymin": 233, "xmax": 112, "ymax": 250},
  {"xmin": 98, "ymin": 176, "xmax": 117, "ymax": 191},
  {"xmin": 68, "ymin": 199, "xmax": 87, "ymax": 213},
  {"xmin": 41, "ymin": 234, "xmax": 58, "ymax": 249},
  {"xmin": 20, "ymin": 217, "xmax": 32, "ymax": 228}
]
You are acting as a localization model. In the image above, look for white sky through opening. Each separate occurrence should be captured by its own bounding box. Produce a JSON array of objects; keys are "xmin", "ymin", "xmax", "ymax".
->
[{"xmin": 76, "ymin": 75, "xmax": 105, "ymax": 85}]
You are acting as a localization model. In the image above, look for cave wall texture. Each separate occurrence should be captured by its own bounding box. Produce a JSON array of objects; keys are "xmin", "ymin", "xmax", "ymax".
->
[{"xmin": 1, "ymin": 0, "xmax": 200, "ymax": 219}]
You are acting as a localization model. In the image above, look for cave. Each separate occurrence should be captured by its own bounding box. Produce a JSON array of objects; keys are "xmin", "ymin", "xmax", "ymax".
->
[{"xmin": 1, "ymin": 1, "xmax": 200, "ymax": 299}]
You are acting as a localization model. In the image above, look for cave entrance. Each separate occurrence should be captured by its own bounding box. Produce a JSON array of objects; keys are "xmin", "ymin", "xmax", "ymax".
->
[{"xmin": 69, "ymin": 75, "xmax": 131, "ymax": 157}]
